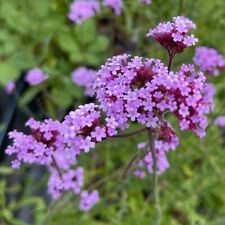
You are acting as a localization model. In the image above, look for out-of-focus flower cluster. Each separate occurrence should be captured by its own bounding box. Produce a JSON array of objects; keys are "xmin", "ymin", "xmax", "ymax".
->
[
  {"xmin": 193, "ymin": 46, "xmax": 225, "ymax": 76},
  {"xmin": 79, "ymin": 190, "xmax": 99, "ymax": 211},
  {"xmin": 103, "ymin": 0, "xmax": 123, "ymax": 15},
  {"xmin": 139, "ymin": 0, "xmax": 152, "ymax": 4},
  {"xmin": 147, "ymin": 16, "xmax": 198, "ymax": 55},
  {"xmin": 4, "ymin": 68, "xmax": 48, "ymax": 95},
  {"xmin": 71, "ymin": 67, "xmax": 97, "ymax": 96},
  {"xmin": 25, "ymin": 68, "xmax": 48, "ymax": 86},
  {"xmin": 93, "ymin": 54, "xmax": 213, "ymax": 137},
  {"xmin": 215, "ymin": 116, "xmax": 225, "ymax": 127},
  {"xmin": 68, "ymin": 0, "xmax": 101, "ymax": 24},
  {"xmin": 68, "ymin": 0, "xmax": 152, "ymax": 24},
  {"xmin": 5, "ymin": 81, "xmax": 15, "ymax": 94}
]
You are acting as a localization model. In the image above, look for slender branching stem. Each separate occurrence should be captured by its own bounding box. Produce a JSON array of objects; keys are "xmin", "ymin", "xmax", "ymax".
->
[
  {"xmin": 167, "ymin": 50, "xmax": 175, "ymax": 72},
  {"xmin": 51, "ymin": 156, "xmax": 63, "ymax": 178},
  {"xmin": 110, "ymin": 127, "xmax": 147, "ymax": 139},
  {"xmin": 122, "ymin": 151, "xmax": 140, "ymax": 179},
  {"xmin": 147, "ymin": 128, "xmax": 161, "ymax": 225},
  {"xmin": 118, "ymin": 147, "xmax": 146, "ymax": 223}
]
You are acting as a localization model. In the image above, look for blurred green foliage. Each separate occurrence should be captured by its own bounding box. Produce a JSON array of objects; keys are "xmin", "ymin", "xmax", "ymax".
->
[
  {"xmin": 0, "ymin": 167, "xmax": 46, "ymax": 225},
  {"xmin": 0, "ymin": 0, "xmax": 111, "ymax": 117},
  {"xmin": 1, "ymin": 0, "xmax": 225, "ymax": 224}
]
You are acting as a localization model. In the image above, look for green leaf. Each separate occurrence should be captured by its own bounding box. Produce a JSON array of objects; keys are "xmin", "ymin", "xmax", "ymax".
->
[
  {"xmin": 51, "ymin": 87, "xmax": 73, "ymax": 108},
  {"xmin": 57, "ymin": 31, "xmax": 80, "ymax": 54},
  {"xmin": 89, "ymin": 35, "xmax": 109, "ymax": 53},
  {"xmin": 69, "ymin": 52, "xmax": 84, "ymax": 64},
  {"xmin": 0, "ymin": 167, "xmax": 14, "ymax": 175},
  {"xmin": 19, "ymin": 85, "xmax": 45, "ymax": 106},
  {"xmin": 0, "ymin": 60, "xmax": 20, "ymax": 84},
  {"xmin": 85, "ymin": 53, "xmax": 102, "ymax": 66},
  {"xmin": 75, "ymin": 20, "xmax": 97, "ymax": 44},
  {"xmin": 2, "ymin": 208, "xmax": 28, "ymax": 225}
]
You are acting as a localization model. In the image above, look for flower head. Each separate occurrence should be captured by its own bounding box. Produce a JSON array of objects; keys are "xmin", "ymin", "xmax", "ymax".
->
[
  {"xmin": 5, "ymin": 81, "xmax": 15, "ymax": 94},
  {"xmin": 25, "ymin": 68, "xmax": 48, "ymax": 86},
  {"xmin": 215, "ymin": 116, "xmax": 225, "ymax": 127},
  {"xmin": 139, "ymin": 0, "xmax": 152, "ymax": 4},
  {"xmin": 193, "ymin": 46, "xmax": 225, "ymax": 76},
  {"xmin": 147, "ymin": 16, "xmax": 198, "ymax": 54},
  {"xmin": 79, "ymin": 190, "xmax": 99, "ymax": 211},
  {"xmin": 48, "ymin": 167, "xmax": 84, "ymax": 198},
  {"xmin": 71, "ymin": 67, "xmax": 96, "ymax": 96},
  {"xmin": 135, "ymin": 121, "xmax": 178, "ymax": 175},
  {"xmin": 62, "ymin": 103, "xmax": 119, "ymax": 155},
  {"xmin": 103, "ymin": 0, "xmax": 123, "ymax": 15},
  {"xmin": 6, "ymin": 118, "xmax": 63, "ymax": 167},
  {"xmin": 68, "ymin": 0, "xmax": 100, "ymax": 24},
  {"xmin": 93, "ymin": 54, "xmax": 213, "ymax": 137}
]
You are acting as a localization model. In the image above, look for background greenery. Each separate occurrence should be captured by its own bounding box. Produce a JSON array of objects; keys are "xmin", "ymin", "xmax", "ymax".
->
[{"xmin": 1, "ymin": 0, "xmax": 225, "ymax": 224}]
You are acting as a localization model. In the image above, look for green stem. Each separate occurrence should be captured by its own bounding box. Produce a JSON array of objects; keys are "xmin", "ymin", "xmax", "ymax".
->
[
  {"xmin": 51, "ymin": 156, "xmax": 63, "ymax": 178},
  {"xmin": 118, "ymin": 148, "xmax": 145, "ymax": 223},
  {"xmin": 147, "ymin": 128, "xmax": 161, "ymax": 225},
  {"xmin": 122, "ymin": 151, "xmax": 140, "ymax": 179},
  {"xmin": 167, "ymin": 51, "xmax": 175, "ymax": 72},
  {"xmin": 110, "ymin": 127, "xmax": 146, "ymax": 139}
]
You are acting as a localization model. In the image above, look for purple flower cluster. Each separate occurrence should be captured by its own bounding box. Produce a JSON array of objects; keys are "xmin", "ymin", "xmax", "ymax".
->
[
  {"xmin": 6, "ymin": 112, "xmax": 101, "ymax": 210},
  {"xmin": 135, "ymin": 120, "xmax": 178, "ymax": 175},
  {"xmin": 193, "ymin": 46, "xmax": 225, "ymax": 76},
  {"xmin": 103, "ymin": 0, "xmax": 123, "ymax": 15},
  {"xmin": 68, "ymin": 0, "xmax": 100, "ymax": 24},
  {"xmin": 62, "ymin": 103, "xmax": 118, "ymax": 156},
  {"xmin": 6, "ymin": 103, "xmax": 119, "ymax": 169},
  {"xmin": 147, "ymin": 16, "xmax": 198, "ymax": 54},
  {"xmin": 48, "ymin": 167, "xmax": 84, "ymax": 199},
  {"xmin": 25, "ymin": 68, "xmax": 48, "ymax": 86},
  {"xmin": 79, "ymin": 190, "xmax": 99, "ymax": 211},
  {"xmin": 71, "ymin": 67, "xmax": 97, "ymax": 96},
  {"xmin": 5, "ymin": 81, "xmax": 15, "ymax": 94},
  {"xmin": 68, "ymin": 0, "xmax": 154, "ymax": 24},
  {"xmin": 5, "ymin": 15, "xmax": 214, "ymax": 212},
  {"xmin": 93, "ymin": 54, "xmax": 213, "ymax": 137},
  {"xmin": 215, "ymin": 116, "xmax": 225, "ymax": 127},
  {"xmin": 6, "ymin": 118, "xmax": 62, "ymax": 168},
  {"xmin": 139, "ymin": 0, "xmax": 152, "ymax": 4}
]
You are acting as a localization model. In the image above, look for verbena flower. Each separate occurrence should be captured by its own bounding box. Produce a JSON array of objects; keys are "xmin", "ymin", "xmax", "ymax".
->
[
  {"xmin": 147, "ymin": 16, "xmax": 198, "ymax": 54},
  {"xmin": 215, "ymin": 116, "xmax": 225, "ymax": 127},
  {"xmin": 25, "ymin": 68, "xmax": 48, "ymax": 86},
  {"xmin": 68, "ymin": 0, "xmax": 100, "ymax": 24},
  {"xmin": 134, "ymin": 161, "xmax": 146, "ymax": 179},
  {"xmin": 79, "ymin": 190, "xmax": 99, "ymax": 211},
  {"xmin": 103, "ymin": 0, "xmax": 123, "ymax": 15},
  {"xmin": 93, "ymin": 54, "xmax": 213, "ymax": 137},
  {"xmin": 48, "ymin": 167, "xmax": 84, "ymax": 199},
  {"xmin": 6, "ymin": 103, "xmax": 119, "ymax": 167},
  {"xmin": 5, "ymin": 80, "xmax": 15, "ymax": 94},
  {"xmin": 6, "ymin": 118, "xmax": 63, "ymax": 168},
  {"xmin": 135, "ymin": 120, "xmax": 178, "ymax": 175},
  {"xmin": 62, "ymin": 103, "xmax": 119, "ymax": 155},
  {"xmin": 5, "ymin": 13, "xmax": 215, "ymax": 208},
  {"xmin": 139, "ymin": 0, "xmax": 152, "ymax": 4},
  {"xmin": 71, "ymin": 67, "xmax": 96, "ymax": 96},
  {"xmin": 193, "ymin": 46, "xmax": 225, "ymax": 76}
]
